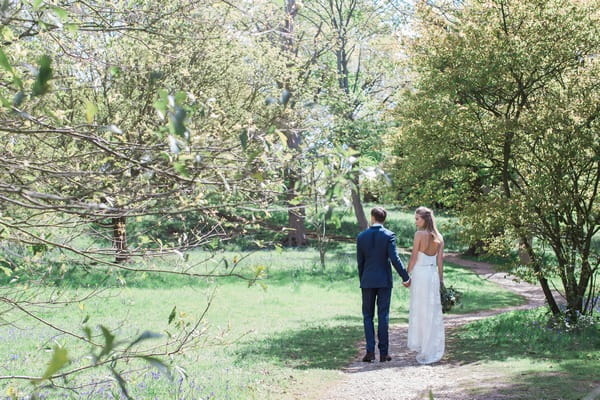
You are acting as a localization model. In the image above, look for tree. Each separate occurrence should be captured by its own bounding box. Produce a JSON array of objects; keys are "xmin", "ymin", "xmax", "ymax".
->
[
  {"xmin": 0, "ymin": 0, "xmax": 284, "ymax": 394},
  {"xmin": 393, "ymin": 0, "xmax": 600, "ymax": 321},
  {"xmin": 300, "ymin": 0, "xmax": 409, "ymax": 231}
]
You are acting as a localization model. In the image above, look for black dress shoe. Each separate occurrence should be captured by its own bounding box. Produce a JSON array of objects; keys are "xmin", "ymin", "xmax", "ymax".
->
[
  {"xmin": 362, "ymin": 352, "xmax": 375, "ymax": 362},
  {"xmin": 380, "ymin": 354, "xmax": 392, "ymax": 362}
]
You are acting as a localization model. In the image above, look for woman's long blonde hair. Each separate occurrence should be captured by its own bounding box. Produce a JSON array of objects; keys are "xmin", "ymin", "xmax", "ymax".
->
[{"xmin": 415, "ymin": 206, "xmax": 442, "ymax": 242}]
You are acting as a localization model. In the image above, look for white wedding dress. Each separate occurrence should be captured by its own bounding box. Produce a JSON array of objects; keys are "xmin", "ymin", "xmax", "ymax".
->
[{"xmin": 407, "ymin": 251, "xmax": 445, "ymax": 364}]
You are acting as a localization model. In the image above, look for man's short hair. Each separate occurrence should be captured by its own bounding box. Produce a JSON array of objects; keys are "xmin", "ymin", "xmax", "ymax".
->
[{"xmin": 371, "ymin": 207, "xmax": 387, "ymax": 223}]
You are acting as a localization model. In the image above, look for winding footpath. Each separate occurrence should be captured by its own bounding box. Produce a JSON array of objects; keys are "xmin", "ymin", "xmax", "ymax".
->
[{"xmin": 318, "ymin": 254, "xmax": 551, "ymax": 400}]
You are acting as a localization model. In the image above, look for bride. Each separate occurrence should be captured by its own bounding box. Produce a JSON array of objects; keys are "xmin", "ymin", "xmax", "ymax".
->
[{"xmin": 407, "ymin": 206, "xmax": 445, "ymax": 364}]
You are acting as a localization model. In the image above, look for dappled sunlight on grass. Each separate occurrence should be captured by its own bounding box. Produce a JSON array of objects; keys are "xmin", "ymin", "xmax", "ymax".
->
[
  {"xmin": 234, "ymin": 323, "xmax": 364, "ymax": 370},
  {"xmin": 447, "ymin": 308, "xmax": 600, "ymax": 399}
]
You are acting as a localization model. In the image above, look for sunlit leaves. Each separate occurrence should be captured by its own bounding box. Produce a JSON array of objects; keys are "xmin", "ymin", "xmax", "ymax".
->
[
  {"xmin": 32, "ymin": 345, "xmax": 69, "ymax": 384},
  {"xmin": 395, "ymin": 0, "xmax": 600, "ymax": 317},
  {"xmin": 85, "ymin": 101, "xmax": 97, "ymax": 124},
  {"xmin": 0, "ymin": 1, "xmax": 293, "ymax": 397},
  {"xmin": 0, "ymin": 48, "xmax": 12, "ymax": 73}
]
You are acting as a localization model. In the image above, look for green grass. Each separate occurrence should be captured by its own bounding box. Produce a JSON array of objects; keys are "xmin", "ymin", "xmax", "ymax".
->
[
  {"xmin": 448, "ymin": 307, "xmax": 600, "ymax": 400},
  {"xmin": 1, "ymin": 247, "xmax": 524, "ymax": 399},
  {"xmin": 441, "ymin": 261, "xmax": 525, "ymax": 314}
]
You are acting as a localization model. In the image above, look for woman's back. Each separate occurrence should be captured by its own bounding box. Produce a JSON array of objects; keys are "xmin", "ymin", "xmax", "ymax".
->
[{"xmin": 417, "ymin": 231, "xmax": 441, "ymax": 256}]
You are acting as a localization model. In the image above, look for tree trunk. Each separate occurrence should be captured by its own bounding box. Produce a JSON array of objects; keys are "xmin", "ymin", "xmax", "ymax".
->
[
  {"xmin": 281, "ymin": 0, "xmax": 307, "ymax": 247},
  {"xmin": 501, "ymin": 128, "xmax": 561, "ymax": 315},
  {"xmin": 518, "ymin": 235, "xmax": 533, "ymax": 265},
  {"xmin": 464, "ymin": 239, "xmax": 486, "ymax": 256},
  {"xmin": 522, "ymin": 238, "xmax": 560, "ymax": 315},
  {"xmin": 538, "ymin": 271, "xmax": 561, "ymax": 316},
  {"xmin": 112, "ymin": 216, "xmax": 128, "ymax": 263},
  {"xmin": 287, "ymin": 208, "xmax": 307, "ymax": 246},
  {"xmin": 351, "ymin": 175, "xmax": 369, "ymax": 231},
  {"xmin": 286, "ymin": 171, "xmax": 307, "ymax": 247}
]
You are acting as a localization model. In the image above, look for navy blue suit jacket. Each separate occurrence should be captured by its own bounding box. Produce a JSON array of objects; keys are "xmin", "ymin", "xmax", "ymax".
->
[{"xmin": 357, "ymin": 225, "xmax": 410, "ymax": 288}]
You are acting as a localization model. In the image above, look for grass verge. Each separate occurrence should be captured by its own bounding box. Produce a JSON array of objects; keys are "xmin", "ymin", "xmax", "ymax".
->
[{"xmin": 447, "ymin": 307, "xmax": 600, "ymax": 400}]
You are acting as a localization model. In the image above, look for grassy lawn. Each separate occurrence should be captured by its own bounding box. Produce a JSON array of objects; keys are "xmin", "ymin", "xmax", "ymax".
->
[
  {"xmin": 0, "ymin": 246, "xmax": 523, "ymax": 399},
  {"xmin": 447, "ymin": 307, "xmax": 600, "ymax": 400}
]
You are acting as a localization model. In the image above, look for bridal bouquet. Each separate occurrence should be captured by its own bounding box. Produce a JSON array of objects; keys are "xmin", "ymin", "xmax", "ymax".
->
[{"xmin": 440, "ymin": 282, "xmax": 462, "ymax": 313}]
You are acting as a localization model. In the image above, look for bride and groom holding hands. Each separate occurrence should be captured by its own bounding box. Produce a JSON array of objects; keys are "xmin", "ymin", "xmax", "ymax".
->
[{"xmin": 357, "ymin": 206, "xmax": 445, "ymax": 365}]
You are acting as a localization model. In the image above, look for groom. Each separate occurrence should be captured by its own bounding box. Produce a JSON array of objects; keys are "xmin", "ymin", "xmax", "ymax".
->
[{"xmin": 357, "ymin": 207, "xmax": 410, "ymax": 362}]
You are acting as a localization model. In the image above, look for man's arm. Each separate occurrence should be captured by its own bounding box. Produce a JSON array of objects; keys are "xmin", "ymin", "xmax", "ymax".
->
[
  {"xmin": 357, "ymin": 236, "xmax": 365, "ymax": 280},
  {"xmin": 387, "ymin": 233, "xmax": 410, "ymax": 283}
]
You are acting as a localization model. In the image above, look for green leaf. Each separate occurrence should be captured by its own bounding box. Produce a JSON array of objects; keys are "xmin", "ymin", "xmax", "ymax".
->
[
  {"xmin": 110, "ymin": 367, "xmax": 132, "ymax": 400},
  {"xmin": 168, "ymin": 306, "xmax": 176, "ymax": 325},
  {"xmin": 0, "ymin": 48, "xmax": 12, "ymax": 73},
  {"xmin": 127, "ymin": 331, "xmax": 161, "ymax": 349},
  {"xmin": 239, "ymin": 129, "xmax": 248, "ymax": 150},
  {"xmin": 0, "ymin": 94, "xmax": 10, "ymax": 108},
  {"xmin": 109, "ymin": 66, "xmax": 121, "ymax": 77},
  {"xmin": 51, "ymin": 6, "xmax": 68, "ymax": 20},
  {"xmin": 173, "ymin": 161, "xmax": 189, "ymax": 177},
  {"xmin": 34, "ymin": 345, "xmax": 68, "ymax": 383},
  {"xmin": 276, "ymin": 130, "xmax": 288, "ymax": 148},
  {"xmin": 64, "ymin": 23, "xmax": 79, "ymax": 33},
  {"xmin": 154, "ymin": 99, "xmax": 167, "ymax": 120},
  {"xmin": 32, "ymin": 55, "xmax": 52, "ymax": 96},
  {"xmin": 12, "ymin": 74, "xmax": 23, "ymax": 90},
  {"xmin": 97, "ymin": 325, "xmax": 115, "ymax": 359},
  {"xmin": 158, "ymin": 151, "xmax": 171, "ymax": 162},
  {"xmin": 2, "ymin": 27, "xmax": 15, "ymax": 43},
  {"xmin": 85, "ymin": 101, "xmax": 97, "ymax": 124},
  {"xmin": 174, "ymin": 91, "xmax": 187, "ymax": 104}
]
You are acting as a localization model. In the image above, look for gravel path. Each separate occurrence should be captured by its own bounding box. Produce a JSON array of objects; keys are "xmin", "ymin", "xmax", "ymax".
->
[{"xmin": 318, "ymin": 254, "xmax": 551, "ymax": 400}]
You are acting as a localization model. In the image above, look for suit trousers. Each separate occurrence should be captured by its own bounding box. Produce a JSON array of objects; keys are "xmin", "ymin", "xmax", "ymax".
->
[{"xmin": 361, "ymin": 287, "xmax": 392, "ymax": 355}]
